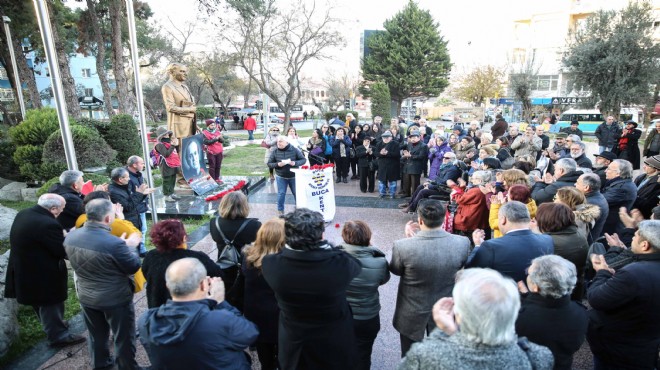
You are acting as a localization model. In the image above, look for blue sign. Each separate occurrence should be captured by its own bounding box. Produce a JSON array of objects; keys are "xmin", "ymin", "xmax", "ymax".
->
[{"xmin": 489, "ymin": 98, "xmax": 515, "ymax": 105}]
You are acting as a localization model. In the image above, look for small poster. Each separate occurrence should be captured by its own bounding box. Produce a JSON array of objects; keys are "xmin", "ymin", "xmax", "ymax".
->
[
  {"xmin": 292, "ymin": 167, "xmax": 336, "ymax": 222},
  {"xmin": 181, "ymin": 135, "xmax": 219, "ymax": 195}
]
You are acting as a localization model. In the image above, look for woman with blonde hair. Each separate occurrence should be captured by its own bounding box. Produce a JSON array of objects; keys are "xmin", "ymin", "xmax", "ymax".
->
[
  {"xmin": 500, "ymin": 168, "xmax": 530, "ymax": 189},
  {"xmin": 555, "ymin": 187, "xmax": 600, "ymax": 242},
  {"xmin": 242, "ymin": 218, "xmax": 286, "ymax": 370}
]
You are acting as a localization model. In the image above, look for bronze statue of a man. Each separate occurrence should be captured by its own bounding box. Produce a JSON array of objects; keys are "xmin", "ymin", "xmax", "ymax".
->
[{"xmin": 162, "ymin": 63, "xmax": 196, "ymax": 140}]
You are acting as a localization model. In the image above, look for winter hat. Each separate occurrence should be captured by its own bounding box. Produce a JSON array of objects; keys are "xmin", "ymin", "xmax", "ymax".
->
[
  {"xmin": 381, "ymin": 131, "xmax": 393, "ymax": 138},
  {"xmin": 452, "ymin": 125, "xmax": 463, "ymax": 132},
  {"xmin": 625, "ymin": 120, "xmax": 638, "ymax": 128},
  {"xmin": 156, "ymin": 127, "xmax": 173, "ymax": 141},
  {"xmin": 644, "ymin": 155, "xmax": 660, "ymax": 170},
  {"xmin": 594, "ymin": 151, "xmax": 617, "ymax": 162},
  {"xmin": 205, "ymin": 119, "xmax": 215, "ymax": 126}
]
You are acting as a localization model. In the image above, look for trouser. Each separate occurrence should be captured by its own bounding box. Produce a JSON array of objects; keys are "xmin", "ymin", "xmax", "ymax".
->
[
  {"xmin": 207, "ymin": 152, "xmax": 223, "ymax": 180},
  {"xmin": 162, "ymin": 174, "xmax": 176, "ymax": 196},
  {"xmin": 256, "ymin": 342, "xmax": 279, "ymax": 370},
  {"xmin": 359, "ymin": 166, "xmax": 375, "ymax": 192},
  {"xmin": 247, "ymin": 130, "xmax": 254, "ymax": 140},
  {"xmin": 401, "ymin": 174, "xmax": 421, "ymax": 197},
  {"xmin": 81, "ymin": 302, "xmax": 137, "ymax": 370},
  {"xmin": 408, "ymin": 186, "xmax": 441, "ymax": 211},
  {"xmin": 32, "ymin": 302, "xmax": 69, "ymax": 343},
  {"xmin": 379, "ymin": 180, "xmax": 397, "ymax": 197},
  {"xmin": 350, "ymin": 157, "xmax": 358, "ymax": 176},
  {"xmin": 354, "ymin": 315, "xmax": 380, "ymax": 370},
  {"xmin": 335, "ymin": 157, "xmax": 350, "ymax": 179},
  {"xmin": 400, "ymin": 321, "xmax": 436, "ymax": 358},
  {"xmin": 324, "ymin": 154, "xmax": 335, "ymax": 165},
  {"xmin": 138, "ymin": 212, "xmax": 147, "ymax": 254},
  {"xmin": 275, "ymin": 176, "xmax": 296, "ymax": 212}
]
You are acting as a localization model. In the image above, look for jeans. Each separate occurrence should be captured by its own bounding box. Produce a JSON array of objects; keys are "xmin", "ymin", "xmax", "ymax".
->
[
  {"xmin": 379, "ymin": 181, "xmax": 397, "ymax": 197},
  {"xmin": 81, "ymin": 302, "xmax": 137, "ymax": 370},
  {"xmin": 247, "ymin": 130, "xmax": 254, "ymax": 140},
  {"xmin": 275, "ymin": 176, "xmax": 296, "ymax": 212},
  {"xmin": 138, "ymin": 212, "xmax": 147, "ymax": 254}
]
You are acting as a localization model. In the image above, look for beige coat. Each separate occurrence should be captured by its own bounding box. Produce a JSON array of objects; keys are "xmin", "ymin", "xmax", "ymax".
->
[{"xmin": 162, "ymin": 80, "xmax": 196, "ymax": 139}]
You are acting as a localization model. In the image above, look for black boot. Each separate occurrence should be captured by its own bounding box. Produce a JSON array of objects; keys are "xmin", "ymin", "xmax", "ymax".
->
[
  {"xmin": 336, "ymin": 177, "xmax": 342, "ymax": 183},
  {"xmin": 342, "ymin": 177, "xmax": 348, "ymax": 183}
]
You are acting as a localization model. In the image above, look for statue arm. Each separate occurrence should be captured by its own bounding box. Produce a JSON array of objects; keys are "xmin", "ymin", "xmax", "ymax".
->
[{"xmin": 162, "ymin": 84, "xmax": 194, "ymax": 115}]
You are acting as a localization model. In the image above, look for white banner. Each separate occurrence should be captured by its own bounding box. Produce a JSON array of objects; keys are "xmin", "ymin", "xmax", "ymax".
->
[{"xmin": 292, "ymin": 167, "xmax": 336, "ymax": 222}]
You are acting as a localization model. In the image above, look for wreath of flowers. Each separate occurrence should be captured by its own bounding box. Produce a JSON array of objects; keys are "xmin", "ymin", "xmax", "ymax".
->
[
  {"xmin": 205, "ymin": 180, "xmax": 247, "ymax": 202},
  {"xmin": 300, "ymin": 163, "xmax": 335, "ymax": 170}
]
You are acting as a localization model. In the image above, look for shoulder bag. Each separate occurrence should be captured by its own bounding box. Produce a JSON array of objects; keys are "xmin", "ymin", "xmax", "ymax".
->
[{"xmin": 215, "ymin": 217, "xmax": 252, "ymax": 269}]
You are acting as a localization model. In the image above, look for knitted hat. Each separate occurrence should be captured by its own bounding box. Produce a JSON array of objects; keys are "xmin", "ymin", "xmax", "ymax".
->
[
  {"xmin": 205, "ymin": 119, "xmax": 215, "ymax": 126},
  {"xmin": 556, "ymin": 132, "xmax": 568, "ymax": 138},
  {"xmin": 156, "ymin": 127, "xmax": 173, "ymax": 141},
  {"xmin": 644, "ymin": 155, "xmax": 660, "ymax": 170}
]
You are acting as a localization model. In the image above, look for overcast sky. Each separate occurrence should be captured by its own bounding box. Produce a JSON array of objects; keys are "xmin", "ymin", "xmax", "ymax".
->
[{"xmin": 142, "ymin": 0, "xmax": 519, "ymax": 79}]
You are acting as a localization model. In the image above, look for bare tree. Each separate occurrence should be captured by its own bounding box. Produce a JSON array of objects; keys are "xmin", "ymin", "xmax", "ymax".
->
[
  {"xmin": 108, "ymin": 0, "xmax": 136, "ymax": 115},
  {"xmin": 225, "ymin": 0, "xmax": 344, "ymax": 130},
  {"xmin": 509, "ymin": 52, "xmax": 540, "ymax": 122},
  {"xmin": 190, "ymin": 51, "xmax": 244, "ymax": 114},
  {"xmin": 324, "ymin": 73, "xmax": 358, "ymax": 111},
  {"xmin": 83, "ymin": 0, "xmax": 115, "ymax": 118},
  {"xmin": 451, "ymin": 65, "xmax": 505, "ymax": 106}
]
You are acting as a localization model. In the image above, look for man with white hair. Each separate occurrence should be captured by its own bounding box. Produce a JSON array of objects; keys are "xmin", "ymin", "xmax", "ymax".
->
[
  {"xmin": 398, "ymin": 268, "xmax": 553, "ymax": 369},
  {"xmin": 267, "ymin": 135, "xmax": 306, "ymax": 215},
  {"xmin": 515, "ymin": 255, "xmax": 588, "ymax": 370},
  {"xmin": 48, "ymin": 170, "xmax": 107, "ymax": 230},
  {"xmin": 5, "ymin": 194, "xmax": 86, "ymax": 347},
  {"xmin": 576, "ymin": 173, "xmax": 609, "ymax": 239},
  {"xmin": 531, "ymin": 158, "xmax": 583, "ymax": 205},
  {"xmin": 587, "ymin": 220, "xmax": 660, "ymax": 369},
  {"xmin": 602, "ymin": 159, "xmax": 637, "ymax": 234},
  {"xmin": 569, "ymin": 141, "xmax": 593, "ymax": 169},
  {"xmin": 139, "ymin": 258, "xmax": 258, "ymax": 369}
]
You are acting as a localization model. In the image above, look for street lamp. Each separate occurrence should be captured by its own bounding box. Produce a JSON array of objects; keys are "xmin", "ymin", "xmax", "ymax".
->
[{"xmin": 2, "ymin": 16, "xmax": 26, "ymax": 119}]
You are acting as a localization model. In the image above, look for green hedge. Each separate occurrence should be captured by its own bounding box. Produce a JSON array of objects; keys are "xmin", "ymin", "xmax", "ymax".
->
[
  {"xmin": 42, "ymin": 125, "xmax": 117, "ymax": 173},
  {"xmin": 106, "ymin": 114, "xmax": 141, "ymax": 165},
  {"xmin": 8, "ymin": 108, "xmax": 59, "ymax": 146}
]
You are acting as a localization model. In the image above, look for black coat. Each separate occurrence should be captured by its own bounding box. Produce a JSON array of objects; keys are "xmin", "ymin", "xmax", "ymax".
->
[
  {"xmin": 546, "ymin": 226, "xmax": 589, "ymax": 301},
  {"xmin": 376, "ymin": 140, "xmax": 402, "ymax": 182},
  {"xmin": 127, "ymin": 168, "xmax": 148, "ymax": 213},
  {"xmin": 585, "ymin": 191, "xmax": 609, "ymax": 240},
  {"xmin": 560, "ymin": 127, "xmax": 584, "ymax": 140},
  {"xmin": 532, "ymin": 170, "xmax": 584, "ymax": 205},
  {"xmin": 587, "ymin": 253, "xmax": 660, "ymax": 369},
  {"xmin": 5, "ymin": 206, "xmax": 68, "ymax": 305},
  {"xmin": 262, "ymin": 246, "xmax": 360, "ymax": 370},
  {"xmin": 595, "ymin": 122, "xmax": 622, "ymax": 149},
  {"xmin": 402, "ymin": 142, "xmax": 429, "ymax": 175},
  {"xmin": 355, "ymin": 144, "xmax": 375, "ymax": 168},
  {"xmin": 613, "ymin": 128, "xmax": 641, "ymax": 169},
  {"xmin": 516, "ymin": 294, "xmax": 588, "ymax": 370},
  {"xmin": 48, "ymin": 183, "xmax": 84, "ymax": 231},
  {"xmin": 141, "ymin": 248, "xmax": 224, "ymax": 308},
  {"xmin": 633, "ymin": 173, "xmax": 660, "ymax": 219},
  {"xmin": 108, "ymin": 182, "xmax": 145, "ymax": 230},
  {"xmin": 242, "ymin": 260, "xmax": 279, "ymax": 344},
  {"xmin": 602, "ymin": 177, "xmax": 637, "ymax": 235}
]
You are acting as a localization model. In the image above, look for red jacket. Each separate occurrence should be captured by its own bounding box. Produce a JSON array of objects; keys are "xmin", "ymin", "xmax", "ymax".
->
[
  {"xmin": 244, "ymin": 116, "xmax": 257, "ymax": 130},
  {"xmin": 452, "ymin": 186, "xmax": 489, "ymax": 231}
]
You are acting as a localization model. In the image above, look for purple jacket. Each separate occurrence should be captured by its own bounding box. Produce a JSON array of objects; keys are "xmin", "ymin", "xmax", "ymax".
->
[{"xmin": 428, "ymin": 143, "xmax": 453, "ymax": 179}]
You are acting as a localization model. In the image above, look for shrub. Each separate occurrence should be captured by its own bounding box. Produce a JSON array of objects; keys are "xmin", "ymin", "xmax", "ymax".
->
[
  {"xmin": 13, "ymin": 144, "xmax": 43, "ymax": 181},
  {"xmin": 106, "ymin": 114, "xmax": 141, "ymax": 165},
  {"xmin": 7, "ymin": 108, "xmax": 59, "ymax": 146},
  {"xmin": 37, "ymin": 172, "xmax": 110, "ymax": 197},
  {"xmin": 196, "ymin": 106, "xmax": 216, "ymax": 121},
  {"xmin": 42, "ymin": 125, "xmax": 117, "ymax": 175},
  {"xmin": 77, "ymin": 117, "xmax": 111, "ymax": 138}
]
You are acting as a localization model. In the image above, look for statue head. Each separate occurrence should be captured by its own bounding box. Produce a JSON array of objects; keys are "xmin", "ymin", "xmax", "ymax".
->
[{"xmin": 167, "ymin": 63, "xmax": 188, "ymax": 82}]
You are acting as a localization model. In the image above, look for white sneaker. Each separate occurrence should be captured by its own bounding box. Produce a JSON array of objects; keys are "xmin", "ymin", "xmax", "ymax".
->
[{"xmin": 164, "ymin": 195, "xmax": 176, "ymax": 202}]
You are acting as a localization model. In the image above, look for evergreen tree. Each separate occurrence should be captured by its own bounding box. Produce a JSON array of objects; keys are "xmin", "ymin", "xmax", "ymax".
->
[
  {"xmin": 563, "ymin": 1, "xmax": 660, "ymax": 117},
  {"xmin": 370, "ymin": 81, "xmax": 391, "ymax": 124},
  {"xmin": 361, "ymin": 1, "xmax": 451, "ymax": 115}
]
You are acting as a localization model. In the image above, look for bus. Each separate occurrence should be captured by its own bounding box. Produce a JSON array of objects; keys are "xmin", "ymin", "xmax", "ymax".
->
[
  {"xmin": 549, "ymin": 108, "xmax": 643, "ymax": 134},
  {"xmin": 269, "ymin": 104, "xmax": 304, "ymax": 121}
]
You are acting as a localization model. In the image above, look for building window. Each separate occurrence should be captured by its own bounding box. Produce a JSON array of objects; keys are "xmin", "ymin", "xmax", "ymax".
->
[
  {"xmin": 321, "ymin": 91, "xmax": 325, "ymax": 98},
  {"xmin": 82, "ymin": 68, "xmax": 91, "ymax": 78},
  {"xmin": 315, "ymin": 91, "xmax": 319, "ymax": 97},
  {"xmin": 534, "ymin": 75, "xmax": 559, "ymax": 91},
  {"xmin": 84, "ymin": 88, "xmax": 93, "ymax": 97}
]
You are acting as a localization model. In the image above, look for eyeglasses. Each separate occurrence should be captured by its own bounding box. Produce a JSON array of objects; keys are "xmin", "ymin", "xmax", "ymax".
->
[
  {"xmin": 443, "ymin": 157, "xmax": 452, "ymax": 160},
  {"xmin": 272, "ymin": 129, "xmax": 280, "ymax": 132}
]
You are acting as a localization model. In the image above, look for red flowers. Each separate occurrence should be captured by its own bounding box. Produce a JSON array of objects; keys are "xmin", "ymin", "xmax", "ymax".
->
[
  {"xmin": 205, "ymin": 180, "xmax": 247, "ymax": 202},
  {"xmin": 335, "ymin": 223, "xmax": 340, "ymax": 228}
]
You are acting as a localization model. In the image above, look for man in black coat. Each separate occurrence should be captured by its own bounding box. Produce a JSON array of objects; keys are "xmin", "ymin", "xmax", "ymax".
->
[
  {"xmin": 532, "ymin": 158, "xmax": 583, "ymax": 204},
  {"xmin": 569, "ymin": 141, "xmax": 593, "ymax": 169},
  {"xmin": 560, "ymin": 120, "xmax": 584, "ymax": 140},
  {"xmin": 126, "ymin": 156, "xmax": 149, "ymax": 256},
  {"xmin": 399, "ymin": 153, "xmax": 461, "ymax": 213},
  {"xmin": 108, "ymin": 167, "xmax": 154, "ymax": 234},
  {"xmin": 48, "ymin": 170, "xmax": 107, "ymax": 231},
  {"xmin": 400, "ymin": 130, "xmax": 429, "ymax": 198},
  {"xmin": 516, "ymin": 255, "xmax": 588, "ymax": 370},
  {"xmin": 592, "ymin": 151, "xmax": 617, "ymax": 191},
  {"xmin": 594, "ymin": 116, "xmax": 621, "ymax": 153},
  {"xmin": 613, "ymin": 121, "xmax": 642, "ymax": 170},
  {"xmin": 5, "ymin": 194, "xmax": 85, "ymax": 346},
  {"xmin": 602, "ymin": 159, "xmax": 637, "ymax": 235},
  {"xmin": 632, "ymin": 155, "xmax": 660, "ymax": 219},
  {"xmin": 376, "ymin": 131, "xmax": 402, "ymax": 199},
  {"xmin": 587, "ymin": 220, "xmax": 660, "ymax": 369}
]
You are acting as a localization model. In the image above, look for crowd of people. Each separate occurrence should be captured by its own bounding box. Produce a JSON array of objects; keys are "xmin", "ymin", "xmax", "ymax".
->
[{"xmin": 3, "ymin": 114, "xmax": 660, "ymax": 370}]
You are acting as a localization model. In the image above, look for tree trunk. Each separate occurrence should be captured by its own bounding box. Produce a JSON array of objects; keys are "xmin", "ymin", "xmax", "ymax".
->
[
  {"xmin": 0, "ymin": 101, "xmax": 15, "ymax": 125},
  {"xmin": 49, "ymin": 2, "xmax": 81, "ymax": 118},
  {"xmin": 12, "ymin": 34, "xmax": 42, "ymax": 109},
  {"xmin": 109, "ymin": 0, "xmax": 135, "ymax": 115},
  {"xmin": 87, "ymin": 0, "xmax": 115, "ymax": 119},
  {"xmin": 143, "ymin": 100, "xmax": 158, "ymax": 122}
]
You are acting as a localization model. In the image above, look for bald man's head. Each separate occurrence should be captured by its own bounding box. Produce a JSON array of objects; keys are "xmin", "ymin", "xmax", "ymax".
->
[{"xmin": 165, "ymin": 258, "xmax": 207, "ymax": 298}]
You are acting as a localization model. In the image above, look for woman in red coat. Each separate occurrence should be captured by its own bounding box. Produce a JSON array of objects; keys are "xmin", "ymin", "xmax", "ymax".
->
[{"xmin": 449, "ymin": 170, "xmax": 491, "ymax": 243}]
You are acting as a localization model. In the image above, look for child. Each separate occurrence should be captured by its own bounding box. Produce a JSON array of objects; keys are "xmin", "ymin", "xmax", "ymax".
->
[
  {"xmin": 155, "ymin": 127, "xmax": 182, "ymax": 202},
  {"xmin": 203, "ymin": 119, "xmax": 224, "ymax": 184}
]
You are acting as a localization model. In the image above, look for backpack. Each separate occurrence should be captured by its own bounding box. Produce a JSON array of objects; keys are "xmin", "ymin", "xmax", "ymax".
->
[
  {"xmin": 150, "ymin": 147, "xmax": 162, "ymax": 168},
  {"xmin": 215, "ymin": 218, "xmax": 253, "ymax": 270}
]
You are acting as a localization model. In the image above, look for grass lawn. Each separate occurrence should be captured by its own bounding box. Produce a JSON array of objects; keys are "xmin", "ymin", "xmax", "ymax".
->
[
  {"xmin": 221, "ymin": 144, "xmax": 271, "ymax": 176},
  {"xmin": 225, "ymin": 129, "xmax": 314, "ymax": 140}
]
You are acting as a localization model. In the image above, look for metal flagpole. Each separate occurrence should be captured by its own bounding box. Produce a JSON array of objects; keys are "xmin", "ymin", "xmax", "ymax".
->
[
  {"xmin": 2, "ymin": 17, "xmax": 26, "ymax": 120},
  {"xmin": 125, "ymin": 0, "xmax": 158, "ymax": 223},
  {"xmin": 32, "ymin": 0, "xmax": 77, "ymax": 170}
]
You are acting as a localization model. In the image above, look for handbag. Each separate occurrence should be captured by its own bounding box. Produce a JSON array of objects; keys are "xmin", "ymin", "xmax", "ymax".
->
[
  {"xmin": 368, "ymin": 160, "xmax": 378, "ymax": 172},
  {"xmin": 310, "ymin": 146, "xmax": 323, "ymax": 156},
  {"xmin": 215, "ymin": 217, "xmax": 252, "ymax": 269},
  {"xmin": 133, "ymin": 268, "xmax": 146, "ymax": 293},
  {"xmin": 260, "ymin": 139, "xmax": 269, "ymax": 148},
  {"xmin": 349, "ymin": 147, "xmax": 356, "ymax": 159}
]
